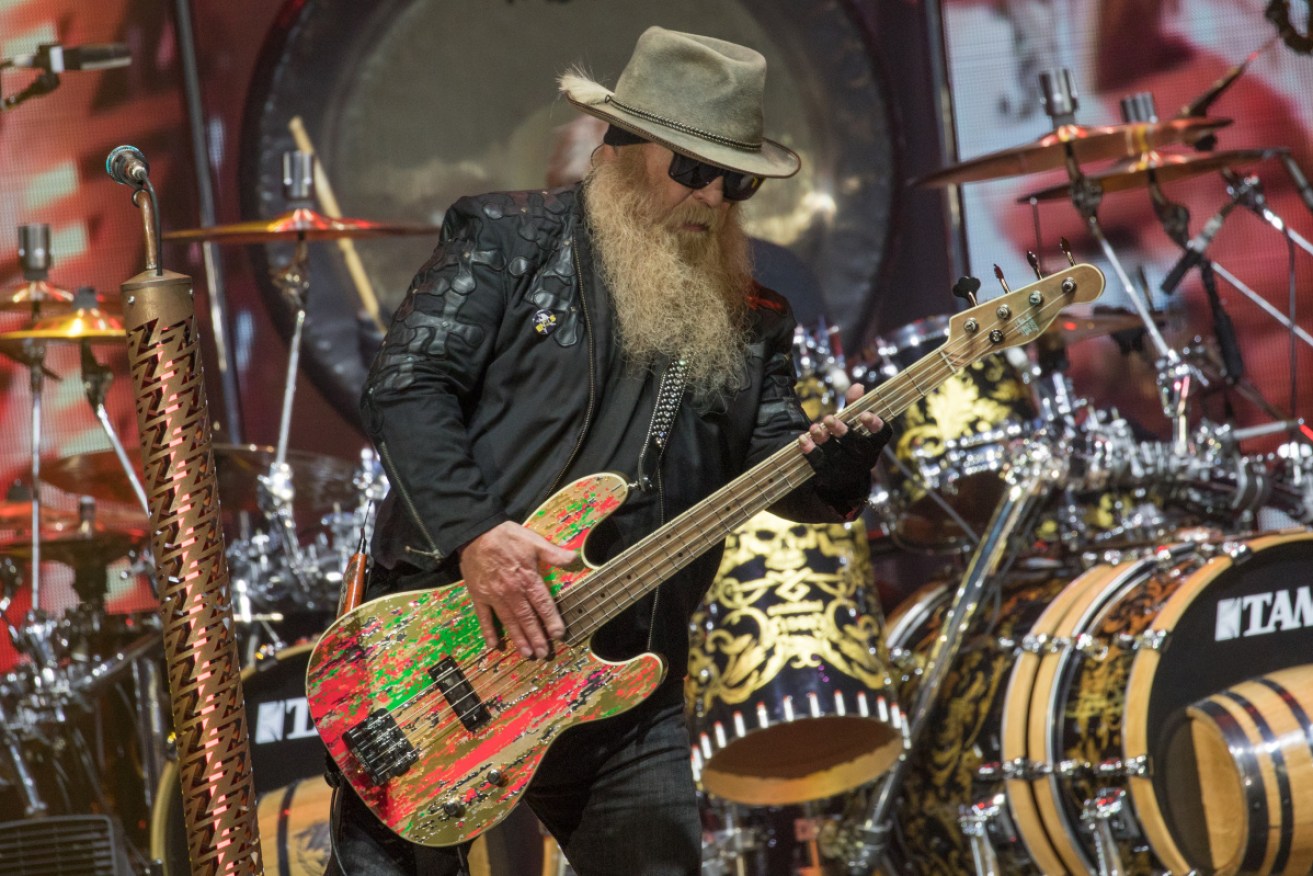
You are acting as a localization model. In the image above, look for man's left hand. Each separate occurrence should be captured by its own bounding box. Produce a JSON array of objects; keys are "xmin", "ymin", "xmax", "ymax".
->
[{"xmin": 796, "ymin": 382, "xmax": 885, "ymax": 458}]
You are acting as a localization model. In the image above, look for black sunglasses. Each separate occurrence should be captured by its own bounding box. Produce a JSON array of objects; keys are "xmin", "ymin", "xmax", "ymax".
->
[{"xmin": 666, "ymin": 153, "xmax": 764, "ymax": 202}]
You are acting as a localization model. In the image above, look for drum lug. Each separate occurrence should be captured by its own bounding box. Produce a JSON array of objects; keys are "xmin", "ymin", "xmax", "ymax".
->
[
  {"xmin": 1055, "ymin": 758, "xmax": 1089, "ymax": 778},
  {"xmin": 1223, "ymin": 540, "xmax": 1254, "ymax": 564},
  {"xmin": 1093, "ymin": 755, "xmax": 1148, "ymax": 778},
  {"xmin": 1112, "ymin": 630, "xmax": 1166, "ymax": 652},
  {"xmin": 976, "ymin": 758, "xmax": 1050, "ymax": 781}
]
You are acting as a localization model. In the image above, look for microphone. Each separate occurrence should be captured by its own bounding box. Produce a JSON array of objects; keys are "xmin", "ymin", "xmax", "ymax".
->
[
  {"xmin": 5, "ymin": 43, "xmax": 130, "ymax": 73},
  {"xmin": 1160, "ymin": 201, "xmax": 1237, "ymax": 295},
  {"xmin": 105, "ymin": 145, "xmax": 149, "ymax": 187},
  {"xmin": 1280, "ymin": 152, "xmax": 1313, "ymax": 218}
]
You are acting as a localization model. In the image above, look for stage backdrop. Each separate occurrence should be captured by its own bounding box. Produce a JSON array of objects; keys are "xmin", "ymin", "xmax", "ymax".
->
[{"xmin": 939, "ymin": 0, "xmax": 1313, "ymax": 438}]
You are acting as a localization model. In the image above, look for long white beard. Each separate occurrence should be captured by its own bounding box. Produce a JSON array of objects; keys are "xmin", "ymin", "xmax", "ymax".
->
[{"xmin": 585, "ymin": 150, "xmax": 755, "ymax": 400}]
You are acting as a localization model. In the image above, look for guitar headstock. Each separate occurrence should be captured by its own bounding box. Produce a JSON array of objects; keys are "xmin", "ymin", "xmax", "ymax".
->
[{"xmin": 944, "ymin": 263, "xmax": 1105, "ymax": 370}]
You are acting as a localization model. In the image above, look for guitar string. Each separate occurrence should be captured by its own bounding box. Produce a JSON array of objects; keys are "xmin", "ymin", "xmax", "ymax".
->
[
  {"xmin": 342, "ymin": 289, "xmax": 1084, "ymax": 756},
  {"xmin": 355, "ymin": 288, "xmax": 1079, "ymax": 752}
]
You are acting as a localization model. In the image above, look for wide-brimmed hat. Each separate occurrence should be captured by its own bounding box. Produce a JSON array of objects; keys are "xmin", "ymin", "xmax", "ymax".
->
[{"xmin": 559, "ymin": 27, "xmax": 800, "ymax": 179}]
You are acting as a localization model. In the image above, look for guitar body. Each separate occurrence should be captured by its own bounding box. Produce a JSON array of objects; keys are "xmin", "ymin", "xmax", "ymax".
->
[{"xmin": 305, "ymin": 473, "xmax": 666, "ymax": 847}]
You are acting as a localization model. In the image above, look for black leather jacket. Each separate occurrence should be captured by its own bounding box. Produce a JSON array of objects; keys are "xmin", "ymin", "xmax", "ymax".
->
[{"xmin": 361, "ymin": 183, "xmax": 864, "ymax": 682}]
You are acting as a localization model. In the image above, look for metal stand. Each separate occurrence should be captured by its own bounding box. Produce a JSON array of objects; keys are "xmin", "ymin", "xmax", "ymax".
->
[
  {"xmin": 81, "ymin": 342, "xmax": 150, "ymax": 515},
  {"xmin": 843, "ymin": 457, "xmax": 1054, "ymax": 872},
  {"xmin": 258, "ymin": 151, "xmax": 317, "ymax": 578}
]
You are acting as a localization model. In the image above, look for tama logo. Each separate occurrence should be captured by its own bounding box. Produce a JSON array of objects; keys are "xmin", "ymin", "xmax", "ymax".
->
[
  {"xmin": 254, "ymin": 696, "xmax": 320, "ymax": 744},
  {"xmin": 1216, "ymin": 587, "xmax": 1313, "ymax": 641}
]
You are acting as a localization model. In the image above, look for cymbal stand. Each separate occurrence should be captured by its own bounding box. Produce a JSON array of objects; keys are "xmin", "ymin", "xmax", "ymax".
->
[
  {"xmin": 25, "ymin": 340, "xmax": 46, "ymax": 612},
  {"xmin": 80, "ymin": 329, "xmax": 149, "ymax": 515},
  {"xmin": 259, "ymin": 151, "xmax": 316, "ymax": 580},
  {"xmin": 1043, "ymin": 69, "xmax": 1197, "ymax": 451},
  {"xmin": 842, "ymin": 453, "xmax": 1057, "ymax": 873}
]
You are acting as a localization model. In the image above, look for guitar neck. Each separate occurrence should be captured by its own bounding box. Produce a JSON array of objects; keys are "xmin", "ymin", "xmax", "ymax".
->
[
  {"xmin": 557, "ymin": 262, "xmax": 1104, "ymax": 641},
  {"xmin": 558, "ymin": 349, "xmax": 954, "ymax": 642}
]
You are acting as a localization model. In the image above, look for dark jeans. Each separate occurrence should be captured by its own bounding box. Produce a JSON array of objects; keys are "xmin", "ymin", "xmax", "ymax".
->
[{"xmin": 327, "ymin": 685, "xmax": 701, "ymax": 876}]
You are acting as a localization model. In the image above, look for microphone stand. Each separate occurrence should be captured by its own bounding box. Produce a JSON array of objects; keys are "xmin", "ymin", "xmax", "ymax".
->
[{"xmin": 0, "ymin": 68, "xmax": 59, "ymax": 111}]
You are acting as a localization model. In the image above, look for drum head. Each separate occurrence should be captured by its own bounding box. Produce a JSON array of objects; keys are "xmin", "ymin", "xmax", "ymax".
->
[{"xmin": 1128, "ymin": 533, "xmax": 1313, "ymax": 873}]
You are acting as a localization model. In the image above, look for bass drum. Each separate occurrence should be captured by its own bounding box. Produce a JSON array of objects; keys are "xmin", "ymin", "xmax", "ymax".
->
[
  {"xmin": 686, "ymin": 512, "xmax": 903, "ymax": 808},
  {"xmin": 150, "ymin": 644, "xmax": 541, "ymax": 875},
  {"xmin": 887, "ymin": 530, "xmax": 1313, "ymax": 875}
]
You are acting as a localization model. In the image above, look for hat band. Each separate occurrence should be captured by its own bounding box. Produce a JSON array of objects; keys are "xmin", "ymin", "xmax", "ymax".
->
[{"xmin": 604, "ymin": 94, "xmax": 762, "ymax": 152}]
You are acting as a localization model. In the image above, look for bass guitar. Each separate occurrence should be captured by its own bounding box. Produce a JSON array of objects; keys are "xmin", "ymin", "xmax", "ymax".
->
[{"xmin": 306, "ymin": 263, "xmax": 1105, "ymax": 846}]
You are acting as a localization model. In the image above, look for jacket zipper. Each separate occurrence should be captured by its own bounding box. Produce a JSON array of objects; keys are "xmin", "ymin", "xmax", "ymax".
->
[
  {"xmin": 543, "ymin": 232, "xmax": 597, "ymax": 498},
  {"xmin": 378, "ymin": 438, "xmax": 443, "ymax": 560}
]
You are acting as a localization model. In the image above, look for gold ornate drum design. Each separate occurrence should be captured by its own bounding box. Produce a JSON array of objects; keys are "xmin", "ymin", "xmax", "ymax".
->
[
  {"xmin": 883, "ymin": 569, "xmax": 1073, "ymax": 874},
  {"xmin": 1162, "ymin": 664, "xmax": 1313, "ymax": 876},
  {"xmin": 686, "ymin": 512, "xmax": 904, "ymax": 807},
  {"xmin": 868, "ymin": 315, "xmax": 1036, "ymax": 551}
]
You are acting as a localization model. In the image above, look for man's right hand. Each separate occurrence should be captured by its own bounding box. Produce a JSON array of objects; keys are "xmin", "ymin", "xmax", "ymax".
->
[{"xmin": 459, "ymin": 521, "xmax": 575, "ymax": 659}]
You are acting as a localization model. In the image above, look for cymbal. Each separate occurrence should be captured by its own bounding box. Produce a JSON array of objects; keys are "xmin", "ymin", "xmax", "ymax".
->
[
  {"xmin": 0, "ymin": 279, "xmax": 74, "ymax": 313},
  {"xmin": 913, "ymin": 117, "xmax": 1231, "ymax": 187},
  {"xmin": 1045, "ymin": 311, "xmax": 1149, "ymax": 344},
  {"xmin": 0, "ymin": 500, "xmax": 76, "ymax": 530},
  {"xmin": 213, "ymin": 444, "xmax": 359, "ymax": 524},
  {"xmin": 1015, "ymin": 147, "xmax": 1286, "ymax": 203},
  {"xmin": 42, "ymin": 451, "xmax": 142, "ymax": 506},
  {"xmin": 0, "ymin": 305, "xmax": 125, "ymax": 344},
  {"xmin": 164, "ymin": 207, "xmax": 440, "ymax": 245},
  {"xmin": 0, "ymin": 526, "xmax": 144, "ymax": 566}
]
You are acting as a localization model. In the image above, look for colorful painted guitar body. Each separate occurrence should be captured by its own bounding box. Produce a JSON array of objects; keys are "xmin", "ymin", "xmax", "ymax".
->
[
  {"xmin": 306, "ymin": 264, "xmax": 1107, "ymax": 847},
  {"xmin": 305, "ymin": 474, "xmax": 661, "ymax": 848}
]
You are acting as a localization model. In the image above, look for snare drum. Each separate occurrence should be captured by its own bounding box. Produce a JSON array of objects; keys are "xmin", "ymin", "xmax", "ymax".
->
[
  {"xmin": 687, "ymin": 513, "xmax": 903, "ymax": 807},
  {"xmin": 866, "ymin": 316, "xmax": 1036, "ymax": 551}
]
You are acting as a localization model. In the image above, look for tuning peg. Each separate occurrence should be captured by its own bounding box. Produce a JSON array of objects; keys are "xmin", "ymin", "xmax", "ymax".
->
[
  {"xmin": 1026, "ymin": 251, "xmax": 1045, "ymax": 280},
  {"xmin": 993, "ymin": 264, "xmax": 1011, "ymax": 294},
  {"xmin": 1059, "ymin": 237, "xmax": 1076, "ymax": 266},
  {"xmin": 952, "ymin": 275, "xmax": 981, "ymax": 308}
]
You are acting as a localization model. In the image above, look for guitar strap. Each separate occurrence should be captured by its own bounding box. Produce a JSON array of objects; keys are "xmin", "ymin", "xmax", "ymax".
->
[{"xmin": 633, "ymin": 356, "xmax": 688, "ymax": 492}]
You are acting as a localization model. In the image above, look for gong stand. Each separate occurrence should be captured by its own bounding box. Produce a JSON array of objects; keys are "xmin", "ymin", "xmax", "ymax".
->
[{"xmin": 844, "ymin": 459, "xmax": 1057, "ymax": 872}]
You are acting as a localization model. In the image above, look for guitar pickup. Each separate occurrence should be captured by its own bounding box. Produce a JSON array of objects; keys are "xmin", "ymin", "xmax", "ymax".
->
[
  {"xmin": 344, "ymin": 708, "xmax": 419, "ymax": 785},
  {"xmin": 430, "ymin": 655, "xmax": 491, "ymax": 733}
]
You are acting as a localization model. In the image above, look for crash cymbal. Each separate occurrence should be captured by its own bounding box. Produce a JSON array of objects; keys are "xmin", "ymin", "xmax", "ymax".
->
[
  {"xmin": 0, "ymin": 279, "xmax": 74, "ymax": 314},
  {"xmin": 1015, "ymin": 147, "xmax": 1287, "ymax": 202},
  {"xmin": 914, "ymin": 117, "xmax": 1231, "ymax": 187},
  {"xmin": 164, "ymin": 207, "xmax": 440, "ymax": 245},
  {"xmin": 214, "ymin": 444, "xmax": 359, "ymax": 523},
  {"xmin": 42, "ymin": 451, "xmax": 142, "ymax": 506}
]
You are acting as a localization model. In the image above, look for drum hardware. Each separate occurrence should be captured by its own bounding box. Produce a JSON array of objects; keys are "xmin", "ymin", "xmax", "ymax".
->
[
  {"xmin": 1081, "ymin": 788, "xmax": 1133, "ymax": 876},
  {"xmin": 841, "ymin": 456, "xmax": 1056, "ymax": 873},
  {"xmin": 958, "ymin": 793, "xmax": 1020, "ymax": 876}
]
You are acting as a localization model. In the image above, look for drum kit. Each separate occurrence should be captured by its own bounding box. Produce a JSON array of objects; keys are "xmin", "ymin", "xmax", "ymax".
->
[
  {"xmin": 679, "ymin": 65, "xmax": 1313, "ymax": 876},
  {"xmin": 0, "ymin": 51, "xmax": 1311, "ymax": 876}
]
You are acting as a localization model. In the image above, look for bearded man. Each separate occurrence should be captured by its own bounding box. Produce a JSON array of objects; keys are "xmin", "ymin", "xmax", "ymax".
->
[{"xmin": 333, "ymin": 27, "xmax": 889, "ymax": 876}]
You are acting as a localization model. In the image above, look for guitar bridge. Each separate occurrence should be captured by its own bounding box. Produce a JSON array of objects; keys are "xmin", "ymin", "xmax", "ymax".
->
[
  {"xmin": 430, "ymin": 655, "xmax": 491, "ymax": 732},
  {"xmin": 344, "ymin": 708, "xmax": 419, "ymax": 785}
]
